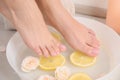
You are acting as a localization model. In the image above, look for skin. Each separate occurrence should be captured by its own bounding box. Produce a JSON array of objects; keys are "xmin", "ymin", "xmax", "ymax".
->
[
  {"xmin": 106, "ymin": 0, "xmax": 120, "ymax": 34},
  {"xmin": 37, "ymin": 0, "xmax": 100, "ymax": 56},
  {"xmin": 0, "ymin": 0, "xmax": 66, "ymax": 57},
  {"xmin": 0, "ymin": 0, "xmax": 100, "ymax": 57}
]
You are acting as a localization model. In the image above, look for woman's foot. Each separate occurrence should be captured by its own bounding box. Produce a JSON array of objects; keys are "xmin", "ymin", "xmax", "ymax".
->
[
  {"xmin": 0, "ymin": 0, "xmax": 66, "ymax": 57},
  {"xmin": 37, "ymin": 0, "xmax": 100, "ymax": 57}
]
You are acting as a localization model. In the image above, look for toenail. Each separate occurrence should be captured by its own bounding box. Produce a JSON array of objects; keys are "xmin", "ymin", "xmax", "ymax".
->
[
  {"xmin": 56, "ymin": 51, "xmax": 60, "ymax": 54},
  {"xmin": 55, "ymin": 53, "xmax": 58, "ymax": 55},
  {"xmin": 56, "ymin": 50, "xmax": 60, "ymax": 53},
  {"xmin": 60, "ymin": 45, "xmax": 66, "ymax": 51},
  {"xmin": 55, "ymin": 52, "xmax": 58, "ymax": 55},
  {"xmin": 52, "ymin": 53, "xmax": 57, "ymax": 56},
  {"xmin": 56, "ymin": 53, "xmax": 60, "ymax": 56},
  {"xmin": 91, "ymin": 49, "xmax": 99, "ymax": 55}
]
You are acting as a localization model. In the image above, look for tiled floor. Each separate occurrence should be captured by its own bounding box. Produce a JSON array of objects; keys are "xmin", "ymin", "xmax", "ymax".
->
[{"xmin": 0, "ymin": 13, "xmax": 105, "ymax": 80}]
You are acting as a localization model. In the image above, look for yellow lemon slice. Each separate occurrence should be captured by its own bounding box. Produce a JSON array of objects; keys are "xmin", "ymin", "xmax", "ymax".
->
[
  {"xmin": 69, "ymin": 73, "xmax": 92, "ymax": 80},
  {"xmin": 70, "ymin": 51, "xmax": 96, "ymax": 67},
  {"xmin": 51, "ymin": 32, "xmax": 62, "ymax": 41},
  {"xmin": 39, "ymin": 54, "xmax": 65, "ymax": 71}
]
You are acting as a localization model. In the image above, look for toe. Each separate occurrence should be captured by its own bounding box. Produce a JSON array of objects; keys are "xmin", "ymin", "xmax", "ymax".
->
[
  {"xmin": 52, "ymin": 40, "xmax": 60, "ymax": 54},
  {"xmin": 33, "ymin": 46, "xmax": 42, "ymax": 55},
  {"xmin": 41, "ymin": 47, "xmax": 50, "ymax": 57},
  {"xmin": 53, "ymin": 40, "xmax": 66, "ymax": 52},
  {"xmin": 93, "ymin": 37, "xmax": 100, "ymax": 48},
  {"xmin": 86, "ymin": 35, "xmax": 100, "ymax": 48},
  {"xmin": 47, "ymin": 45, "xmax": 57, "ymax": 56},
  {"xmin": 37, "ymin": 47, "xmax": 42, "ymax": 55},
  {"xmin": 59, "ymin": 44, "xmax": 66, "ymax": 52},
  {"xmin": 87, "ymin": 29, "xmax": 100, "ymax": 48},
  {"xmin": 79, "ymin": 43, "xmax": 99, "ymax": 57},
  {"xmin": 88, "ymin": 28, "xmax": 96, "ymax": 36},
  {"xmin": 52, "ymin": 44, "xmax": 60, "ymax": 55}
]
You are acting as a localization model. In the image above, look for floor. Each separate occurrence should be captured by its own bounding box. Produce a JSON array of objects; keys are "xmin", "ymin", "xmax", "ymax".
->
[
  {"xmin": 0, "ymin": 14, "xmax": 20, "ymax": 80},
  {"xmin": 0, "ymin": 13, "xmax": 105, "ymax": 80}
]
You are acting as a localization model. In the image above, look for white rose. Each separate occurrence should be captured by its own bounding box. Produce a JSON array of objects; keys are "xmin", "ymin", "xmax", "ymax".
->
[
  {"xmin": 55, "ymin": 66, "xmax": 71, "ymax": 80},
  {"xmin": 21, "ymin": 56, "xmax": 39, "ymax": 72},
  {"xmin": 37, "ymin": 75, "xmax": 56, "ymax": 80}
]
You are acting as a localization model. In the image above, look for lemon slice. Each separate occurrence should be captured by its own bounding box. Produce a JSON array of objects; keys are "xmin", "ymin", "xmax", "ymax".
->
[
  {"xmin": 70, "ymin": 51, "xmax": 96, "ymax": 67},
  {"xmin": 39, "ymin": 54, "xmax": 65, "ymax": 71},
  {"xmin": 69, "ymin": 73, "xmax": 92, "ymax": 80},
  {"xmin": 51, "ymin": 32, "xmax": 62, "ymax": 41}
]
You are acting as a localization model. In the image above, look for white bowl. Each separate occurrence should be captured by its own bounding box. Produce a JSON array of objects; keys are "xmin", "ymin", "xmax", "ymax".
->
[{"xmin": 6, "ymin": 17, "xmax": 120, "ymax": 80}]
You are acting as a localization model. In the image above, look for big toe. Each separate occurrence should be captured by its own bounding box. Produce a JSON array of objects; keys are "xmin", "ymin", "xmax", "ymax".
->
[
  {"xmin": 79, "ymin": 44, "xmax": 99, "ymax": 57},
  {"xmin": 59, "ymin": 44, "xmax": 66, "ymax": 52},
  {"xmin": 54, "ymin": 39, "xmax": 66, "ymax": 52},
  {"xmin": 46, "ymin": 40, "xmax": 63, "ymax": 56}
]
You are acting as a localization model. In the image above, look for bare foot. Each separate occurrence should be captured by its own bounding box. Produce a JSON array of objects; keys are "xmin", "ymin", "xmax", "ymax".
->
[
  {"xmin": 37, "ymin": 0, "xmax": 100, "ymax": 57},
  {"xmin": 0, "ymin": 0, "xmax": 66, "ymax": 57}
]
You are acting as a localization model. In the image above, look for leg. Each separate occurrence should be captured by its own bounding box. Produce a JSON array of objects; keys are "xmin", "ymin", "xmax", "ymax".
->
[
  {"xmin": 0, "ymin": 0, "xmax": 12, "ymax": 20},
  {"xmin": 37, "ymin": 0, "xmax": 100, "ymax": 57},
  {"xmin": 0, "ymin": 0, "xmax": 66, "ymax": 57},
  {"xmin": 106, "ymin": 0, "xmax": 120, "ymax": 34}
]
